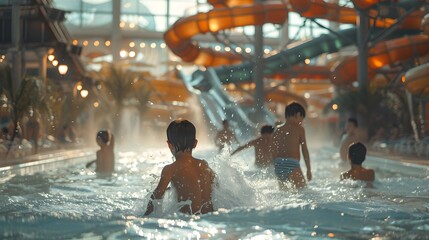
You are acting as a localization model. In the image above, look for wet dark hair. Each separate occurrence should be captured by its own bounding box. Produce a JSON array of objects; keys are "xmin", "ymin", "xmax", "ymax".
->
[
  {"xmin": 260, "ymin": 125, "xmax": 274, "ymax": 134},
  {"xmin": 167, "ymin": 119, "xmax": 196, "ymax": 152},
  {"xmin": 348, "ymin": 118, "xmax": 358, "ymax": 127},
  {"xmin": 285, "ymin": 102, "xmax": 305, "ymax": 118},
  {"xmin": 222, "ymin": 119, "xmax": 229, "ymax": 125},
  {"xmin": 96, "ymin": 130, "xmax": 109, "ymax": 144},
  {"xmin": 348, "ymin": 142, "xmax": 366, "ymax": 165}
]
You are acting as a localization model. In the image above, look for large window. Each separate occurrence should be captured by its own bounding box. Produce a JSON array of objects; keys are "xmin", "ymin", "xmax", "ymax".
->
[{"xmin": 52, "ymin": 0, "xmax": 352, "ymax": 44}]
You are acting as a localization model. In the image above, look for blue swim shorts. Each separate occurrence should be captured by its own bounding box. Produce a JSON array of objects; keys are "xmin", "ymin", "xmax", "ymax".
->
[{"xmin": 274, "ymin": 158, "xmax": 301, "ymax": 181}]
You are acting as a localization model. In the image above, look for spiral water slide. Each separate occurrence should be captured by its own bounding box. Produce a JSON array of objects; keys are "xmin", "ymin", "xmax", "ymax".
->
[
  {"xmin": 403, "ymin": 15, "xmax": 429, "ymax": 96},
  {"xmin": 164, "ymin": 0, "xmax": 423, "ymax": 68},
  {"xmin": 165, "ymin": 0, "xmax": 426, "ymax": 134},
  {"xmin": 331, "ymin": 34, "xmax": 429, "ymax": 85}
]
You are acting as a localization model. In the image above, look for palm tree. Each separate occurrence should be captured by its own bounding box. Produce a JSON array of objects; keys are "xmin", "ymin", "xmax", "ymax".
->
[
  {"xmin": 133, "ymin": 80, "xmax": 152, "ymax": 125},
  {"xmin": 324, "ymin": 86, "xmax": 415, "ymax": 141},
  {"xmin": 0, "ymin": 64, "xmax": 45, "ymax": 157},
  {"xmin": 94, "ymin": 65, "xmax": 144, "ymax": 137}
]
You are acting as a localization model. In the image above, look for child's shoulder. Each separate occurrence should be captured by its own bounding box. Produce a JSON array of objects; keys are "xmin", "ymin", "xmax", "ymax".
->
[
  {"xmin": 193, "ymin": 158, "xmax": 210, "ymax": 167},
  {"xmin": 193, "ymin": 157, "xmax": 207, "ymax": 163}
]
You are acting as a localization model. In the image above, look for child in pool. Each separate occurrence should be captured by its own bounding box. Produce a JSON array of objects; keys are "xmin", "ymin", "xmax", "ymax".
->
[
  {"xmin": 340, "ymin": 142, "xmax": 375, "ymax": 182},
  {"xmin": 231, "ymin": 125, "xmax": 275, "ymax": 168},
  {"xmin": 144, "ymin": 119, "xmax": 216, "ymax": 215},
  {"xmin": 86, "ymin": 130, "xmax": 115, "ymax": 173},
  {"xmin": 272, "ymin": 102, "xmax": 311, "ymax": 189}
]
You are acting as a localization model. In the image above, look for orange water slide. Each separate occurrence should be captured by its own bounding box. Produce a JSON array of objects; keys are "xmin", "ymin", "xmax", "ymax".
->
[
  {"xmin": 351, "ymin": 0, "xmax": 394, "ymax": 10},
  {"xmin": 164, "ymin": 2, "xmax": 288, "ymax": 66},
  {"xmin": 351, "ymin": 0, "xmax": 426, "ymax": 28},
  {"xmin": 164, "ymin": 0, "xmax": 423, "ymax": 67},
  {"xmin": 331, "ymin": 35, "xmax": 429, "ymax": 85},
  {"xmin": 404, "ymin": 62, "xmax": 429, "ymax": 95}
]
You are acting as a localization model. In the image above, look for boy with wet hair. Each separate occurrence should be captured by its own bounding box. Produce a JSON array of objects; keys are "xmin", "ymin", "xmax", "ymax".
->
[
  {"xmin": 86, "ymin": 130, "xmax": 115, "ymax": 173},
  {"xmin": 272, "ymin": 102, "xmax": 311, "ymax": 189},
  {"xmin": 231, "ymin": 125, "xmax": 275, "ymax": 168},
  {"xmin": 340, "ymin": 142, "xmax": 375, "ymax": 181},
  {"xmin": 144, "ymin": 119, "xmax": 216, "ymax": 215}
]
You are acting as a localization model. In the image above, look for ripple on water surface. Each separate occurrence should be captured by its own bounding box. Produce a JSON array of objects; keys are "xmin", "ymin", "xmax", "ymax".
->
[{"xmin": 0, "ymin": 148, "xmax": 428, "ymax": 239}]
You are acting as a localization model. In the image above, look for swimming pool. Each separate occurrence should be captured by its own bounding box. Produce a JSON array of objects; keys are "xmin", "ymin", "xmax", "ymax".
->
[{"xmin": 0, "ymin": 147, "xmax": 428, "ymax": 239}]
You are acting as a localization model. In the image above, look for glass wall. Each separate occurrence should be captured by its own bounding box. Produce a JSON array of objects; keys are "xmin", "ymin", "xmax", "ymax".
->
[
  {"xmin": 53, "ymin": 0, "xmax": 113, "ymax": 27},
  {"xmin": 52, "ymin": 0, "xmax": 353, "ymax": 40},
  {"xmin": 52, "ymin": 0, "xmax": 200, "ymax": 32}
]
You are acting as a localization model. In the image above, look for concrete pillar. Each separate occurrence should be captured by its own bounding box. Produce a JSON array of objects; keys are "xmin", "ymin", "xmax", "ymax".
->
[
  {"xmin": 37, "ymin": 48, "xmax": 47, "ymax": 84},
  {"xmin": 253, "ymin": 1, "xmax": 265, "ymax": 122},
  {"xmin": 279, "ymin": 12, "xmax": 289, "ymax": 48},
  {"xmin": 11, "ymin": 0, "xmax": 22, "ymax": 96},
  {"xmin": 357, "ymin": 10, "xmax": 369, "ymax": 134},
  {"xmin": 111, "ymin": 0, "xmax": 121, "ymax": 63},
  {"xmin": 328, "ymin": 0, "xmax": 340, "ymax": 31}
]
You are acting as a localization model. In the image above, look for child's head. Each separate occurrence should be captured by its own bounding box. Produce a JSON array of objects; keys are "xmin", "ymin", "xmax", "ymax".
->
[
  {"xmin": 167, "ymin": 119, "xmax": 196, "ymax": 152},
  {"xmin": 346, "ymin": 118, "xmax": 358, "ymax": 131},
  {"xmin": 260, "ymin": 125, "xmax": 274, "ymax": 135},
  {"xmin": 285, "ymin": 102, "xmax": 306, "ymax": 119},
  {"xmin": 348, "ymin": 142, "xmax": 367, "ymax": 165},
  {"xmin": 96, "ymin": 130, "xmax": 109, "ymax": 145}
]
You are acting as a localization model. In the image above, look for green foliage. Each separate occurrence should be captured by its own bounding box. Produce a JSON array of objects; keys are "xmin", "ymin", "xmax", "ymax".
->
[
  {"xmin": 93, "ymin": 65, "xmax": 150, "ymax": 135},
  {"xmin": 100, "ymin": 66, "xmax": 139, "ymax": 110},
  {"xmin": 134, "ymin": 82, "xmax": 151, "ymax": 117},
  {"xmin": 325, "ymin": 86, "xmax": 414, "ymax": 138},
  {"xmin": 0, "ymin": 64, "xmax": 45, "ymax": 121}
]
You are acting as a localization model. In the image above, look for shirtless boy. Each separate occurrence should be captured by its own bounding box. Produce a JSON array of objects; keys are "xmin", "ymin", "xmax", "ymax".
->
[
  {"xmin": 340, "ymin": 142, "xmax": 375, "ymax": 181},
  {"xmin": 144, "ymin": 119, "xmax": 216, "ymax": 215},
  {"xmin": 231, "ymin": 125, "xmax": 274, "ymax": 168},
  {"xmin": 86, "ymin": 130, "xmax": 115, "ymax": 173},
  {"xmin": 272, "ymin": 102, "xmax": 311, "ymax": 189}
]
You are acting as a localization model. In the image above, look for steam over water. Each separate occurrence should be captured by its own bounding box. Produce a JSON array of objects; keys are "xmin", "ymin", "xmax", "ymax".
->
[{"xmin": 1, "ymin": 146, "xmax": 429, "ymax": 239}]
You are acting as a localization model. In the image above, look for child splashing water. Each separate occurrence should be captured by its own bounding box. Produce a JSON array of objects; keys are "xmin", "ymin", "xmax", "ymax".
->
[{"xmin": 144, "ymin": 119, "xmax": 216, "ymax": 215}]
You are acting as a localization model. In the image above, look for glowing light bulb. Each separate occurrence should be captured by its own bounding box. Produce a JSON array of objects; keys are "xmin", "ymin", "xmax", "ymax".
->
[{"xmin": 80, "ymin": 89, "xmax": 89, "ymax": 98}]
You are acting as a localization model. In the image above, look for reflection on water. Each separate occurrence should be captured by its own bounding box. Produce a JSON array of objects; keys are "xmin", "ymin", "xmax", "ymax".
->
[{"xmin": 0, "ymin": 147, "xmax": 428, "ymax": 239}]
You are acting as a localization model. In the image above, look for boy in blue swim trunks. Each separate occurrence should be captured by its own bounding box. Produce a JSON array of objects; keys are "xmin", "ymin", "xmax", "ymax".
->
[{"xmin": 272, "ymin": 102, "xmax": 311, "ymax": 189}]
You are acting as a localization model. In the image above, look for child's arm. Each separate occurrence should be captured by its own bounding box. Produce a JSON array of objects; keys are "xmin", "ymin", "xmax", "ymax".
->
[
  {"xmin": 144, "ymin": 166, "xmax": 172, "ymax": 216},
  {"xmin": 301, "ymin": 128, "xmax": 311, "ymax": 181},
  {"xmin": 231, "ymin": 140, "xmax": 254, "ymax": 156},
  {"xmin": 85, "ymin": 160, "xmax": 96, "ymax": 168},
  {"xmin": 108, "ymin": 131, "xmax": 115, "ymax": 148}
]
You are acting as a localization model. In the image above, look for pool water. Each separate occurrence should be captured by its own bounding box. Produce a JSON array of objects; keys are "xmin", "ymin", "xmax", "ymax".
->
[{"xmin": 0, "ymin": 147, "xmax": 428, "ymax": 239}]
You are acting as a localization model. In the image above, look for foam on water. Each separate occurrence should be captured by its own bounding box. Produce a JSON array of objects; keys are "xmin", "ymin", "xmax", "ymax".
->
[{"xmin": 0, "ymin": 146, "xmax": 428, "ymax": 239}]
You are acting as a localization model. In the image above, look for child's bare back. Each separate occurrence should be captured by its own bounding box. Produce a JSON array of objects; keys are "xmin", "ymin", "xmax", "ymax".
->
[
  {"xmin": 145, "ymin": 119, "xmax": 216, "ymax": 216},
  {"xmin": 167, "ymin": 158, "xmax": 214, "ymax": 214},
  {"xmin": 87, "ymin": 130, "xmax": 115, "ymax": 173}
]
